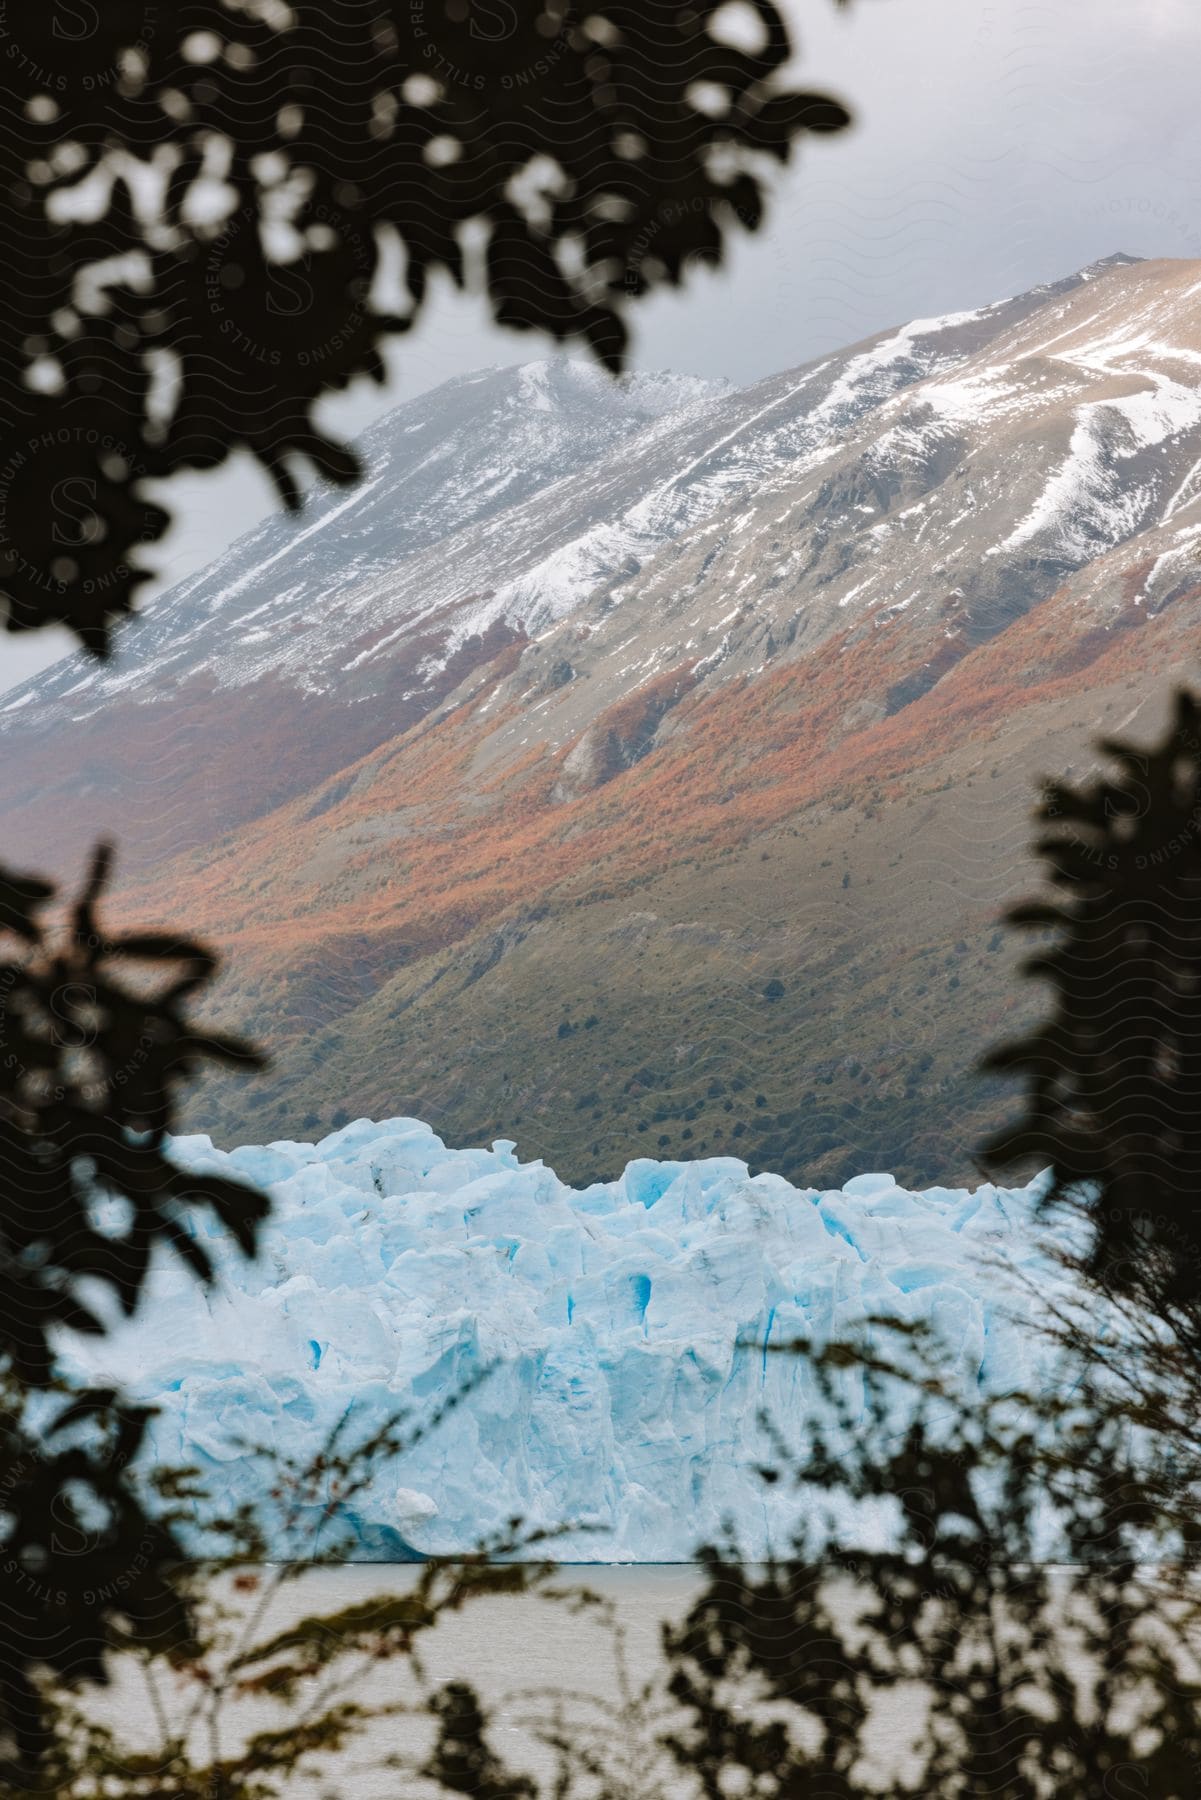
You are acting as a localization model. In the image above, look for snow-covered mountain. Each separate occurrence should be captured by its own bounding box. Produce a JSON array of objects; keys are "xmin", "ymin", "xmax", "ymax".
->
[
  {"xmin": 16, "ymin": 361, "xmax": 728, "ymax": 717},
  {"xmin": 1, "ymin": 252, "xmax": 1164, "ymax": 832},
  {"xmin": 7, "ymin": 253, "xmax": 1167, "ymax": 720},
  {"xmin": 4, "ymin": 253, "xmax": 1201, "ymax": 1188}
]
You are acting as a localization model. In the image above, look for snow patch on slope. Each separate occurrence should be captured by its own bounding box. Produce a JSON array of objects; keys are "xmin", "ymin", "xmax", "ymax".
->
[{"xmin": 1000, "ymin": 331, "xmax": 1201, "ymax": 557}]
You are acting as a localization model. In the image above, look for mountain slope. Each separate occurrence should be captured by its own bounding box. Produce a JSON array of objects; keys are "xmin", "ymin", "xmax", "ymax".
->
[
  {"xmin": 0, "ymin": 256, "xmax": 1129, "ymax": 871},
  {"xmin": 4, "ymin": 252, "xmax": 1200, "ymax": 1188}
]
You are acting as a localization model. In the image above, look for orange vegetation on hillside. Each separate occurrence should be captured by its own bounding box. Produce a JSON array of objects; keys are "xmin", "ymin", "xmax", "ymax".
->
[{"xmin": 123, "ymin": 570, "xmax": 1196, "ymax": 1027}]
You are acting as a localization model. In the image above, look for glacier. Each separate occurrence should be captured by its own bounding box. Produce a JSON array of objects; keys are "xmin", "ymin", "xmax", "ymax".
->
[{"xmin": 63, "ymin": 1119, "xmax": 1075, "ymax": 1562}]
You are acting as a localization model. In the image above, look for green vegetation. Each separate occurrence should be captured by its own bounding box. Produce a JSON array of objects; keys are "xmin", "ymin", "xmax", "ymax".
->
[{"xmin": 192, "ymin": 822, "xmax": 1032, "ymax": 1194}]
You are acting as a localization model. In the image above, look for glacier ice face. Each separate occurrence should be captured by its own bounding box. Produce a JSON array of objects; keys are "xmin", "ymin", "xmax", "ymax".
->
[{"xmin": 64, "ymin": 1120, "xmax": 1071, "ymax": 1562}]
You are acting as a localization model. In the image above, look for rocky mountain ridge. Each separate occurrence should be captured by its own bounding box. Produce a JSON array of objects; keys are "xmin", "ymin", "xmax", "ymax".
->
[{"xmin": 3, "ymin": 251, "xmax": 1199, "ymax": 1187}]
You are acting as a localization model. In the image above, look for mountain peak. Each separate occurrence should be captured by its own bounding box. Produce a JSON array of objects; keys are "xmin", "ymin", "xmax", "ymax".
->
[
  {"xmin": 508, "ymin": 357, "xmax": 726, "ymax": 419},
  {"xmin": 1080, "ymin": 249, "xmax": 1144, "ymax": 276}
]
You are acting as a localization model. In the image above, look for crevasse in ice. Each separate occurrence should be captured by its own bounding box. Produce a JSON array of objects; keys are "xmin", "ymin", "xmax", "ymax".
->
[{"xmin": 66, "ymin": 1118, "xmax": 1071, "ymax": 1561}]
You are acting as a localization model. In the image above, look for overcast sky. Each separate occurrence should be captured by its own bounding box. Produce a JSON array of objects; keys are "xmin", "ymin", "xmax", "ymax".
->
[{"xmin": 7, "ymin": 0, "xmax": 1201, "ymax": 692}]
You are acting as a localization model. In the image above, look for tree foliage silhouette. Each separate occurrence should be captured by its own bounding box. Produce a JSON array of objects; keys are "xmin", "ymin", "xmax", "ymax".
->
[
  {"xmin": 663, "ymin": 1332, "xmax": 1201, "ymax": 1800},
  {"xmin": 0, "ymin": 846, "xmax": 267, "ymax": 1770},
  {"xmin": 0, "ymin": 845, "xmax": 267, "ymax": 1386},
  {"xmin": 424, "ymin": 1680, "xmax": 537, "ymax": 1800},
  {"xmin": 983, "ymin": 690, "xmax": 1201, "ymax": 1328},
  {"xmin": 1, "ymin": 0, "xmax": 848, "ymax": 651}
]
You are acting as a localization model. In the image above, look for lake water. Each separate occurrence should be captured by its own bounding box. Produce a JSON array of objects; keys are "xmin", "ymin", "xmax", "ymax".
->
[
  {"xmin": 93, "ymin": 1560, "xmax": 1194, "ymax": 1795},
  {"xmin": 98, "ymin": 1563, "xmax": 712, "ymax": 1797}
]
